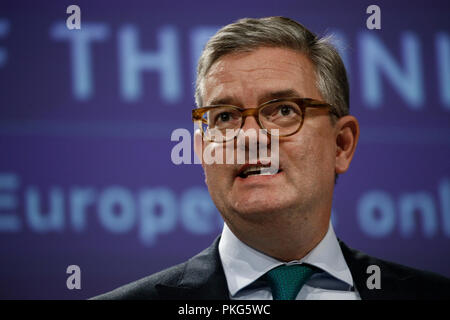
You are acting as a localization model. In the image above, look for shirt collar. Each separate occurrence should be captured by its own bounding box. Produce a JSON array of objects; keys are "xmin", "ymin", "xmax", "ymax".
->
[{"xmin": 218, "ymin": 221, "xmax": 354, "ymax": 297}]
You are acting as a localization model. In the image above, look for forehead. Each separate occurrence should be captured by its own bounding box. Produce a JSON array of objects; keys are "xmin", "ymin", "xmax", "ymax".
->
[{"xmin": 203, "ymin": 47, "xmax": 321, "ymax": 106}]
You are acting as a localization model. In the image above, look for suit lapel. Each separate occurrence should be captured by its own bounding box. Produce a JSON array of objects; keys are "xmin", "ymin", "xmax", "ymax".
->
[{"xmin": 155, "ymin": 236, "xmax": 230, "ymax": 300}]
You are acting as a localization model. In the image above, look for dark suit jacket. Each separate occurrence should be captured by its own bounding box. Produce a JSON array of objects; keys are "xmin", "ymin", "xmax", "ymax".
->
[{"xmin": 92, "ymin": 237, "xmax": 450, "ymax": 300}]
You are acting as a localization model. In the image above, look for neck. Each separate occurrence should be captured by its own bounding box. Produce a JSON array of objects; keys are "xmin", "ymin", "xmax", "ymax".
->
[{"xmin": 224, "ymin": 210, "xmax": 330, "ymax": 262}]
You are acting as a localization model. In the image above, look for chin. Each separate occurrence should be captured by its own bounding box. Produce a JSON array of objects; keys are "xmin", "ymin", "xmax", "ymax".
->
[{"xmin": 231, "ymin": 194, "xmax": 294, "ymax": 221}]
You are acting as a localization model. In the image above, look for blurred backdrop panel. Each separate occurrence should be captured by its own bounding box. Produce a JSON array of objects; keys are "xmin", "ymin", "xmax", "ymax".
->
[{"xmin": 0, "ymin": 0, "xmax": 449, "ymax": 299}]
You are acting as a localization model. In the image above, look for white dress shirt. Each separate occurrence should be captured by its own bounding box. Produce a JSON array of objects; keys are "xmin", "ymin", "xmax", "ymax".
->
[{"xmin": 218, "ymin": 222, "xmax": 361, "ymax": 300}]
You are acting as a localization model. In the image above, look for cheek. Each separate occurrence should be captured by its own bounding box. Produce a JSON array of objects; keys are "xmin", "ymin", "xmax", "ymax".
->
[
  {"xmin": 204, "ymin": 164, "xmax": 231, "ymax": 190},
  {"xmin": 203, "ymin": 164, "xmax": 234, "ymax": 214},
  {"xmin": 204, "ymin": 165, "xmax": 219, "ymax": 188},
  {"xmin": 284, "ymin": 135, "xmax": 335, "ymax": 181}
]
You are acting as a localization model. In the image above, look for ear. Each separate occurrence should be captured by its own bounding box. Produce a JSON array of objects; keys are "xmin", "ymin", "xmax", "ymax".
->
[
  {"xmin": 335, "ymin": 115, "xmax": 359, "ymax": 174},
  {"xmin": 194, "ymin": 128, "xmax": 204, "ymax": 167}
]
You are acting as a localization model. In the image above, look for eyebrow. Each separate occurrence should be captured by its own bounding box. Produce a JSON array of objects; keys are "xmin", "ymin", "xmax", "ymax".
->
[{"xmin": 208, "ymin": 89, "xmax": 304, "ymax": 106}]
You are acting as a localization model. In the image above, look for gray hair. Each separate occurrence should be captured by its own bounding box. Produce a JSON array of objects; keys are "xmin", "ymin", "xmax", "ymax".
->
[{"xmin": 195, "ymin": 16, "xmax": 349, "ymax": 119}]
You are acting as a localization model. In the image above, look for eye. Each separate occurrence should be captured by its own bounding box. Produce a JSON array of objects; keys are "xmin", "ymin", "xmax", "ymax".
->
[
  {"xmin": 278, "ymin": 105, "xmax": 294, "ymax": 116},
  {"xmin": 217, "ymin": 112, "xmax": 232, "ymax": 122}
]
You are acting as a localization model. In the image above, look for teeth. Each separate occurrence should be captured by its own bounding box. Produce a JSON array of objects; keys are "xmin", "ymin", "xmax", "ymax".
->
[
  {"xmin": 259, "ymin": 167, "xmax": 278, "ymax": 175},
  {"xmin": 242, "ymin": 165, "xmax": 265, "ymax": 175},
  {"xmin": 242, "ymin": 166, "xmax": 278, "ymax": 176}
]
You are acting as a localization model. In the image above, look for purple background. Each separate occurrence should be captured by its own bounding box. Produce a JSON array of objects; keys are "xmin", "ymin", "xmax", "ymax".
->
[{"xmin": 0, "ymin": 0, "xmax": 449, "ymax": 299}]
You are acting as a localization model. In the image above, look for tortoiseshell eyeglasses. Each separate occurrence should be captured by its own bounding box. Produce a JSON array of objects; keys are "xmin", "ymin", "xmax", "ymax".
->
[{"xmin": 192, "ymin": 97, "xmax": 340, "ymax": 142}]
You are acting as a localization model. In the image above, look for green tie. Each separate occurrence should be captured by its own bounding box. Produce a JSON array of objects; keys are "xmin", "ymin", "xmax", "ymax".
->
[{"xmin": 265, "ymin": 264, "xmax": 317, "ymax": 300}]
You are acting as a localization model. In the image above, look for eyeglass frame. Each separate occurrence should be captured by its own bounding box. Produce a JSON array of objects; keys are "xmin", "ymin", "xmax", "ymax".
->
[{"xmin": 192, "ymin": 97, "xmax": 341, "ymax": 141}]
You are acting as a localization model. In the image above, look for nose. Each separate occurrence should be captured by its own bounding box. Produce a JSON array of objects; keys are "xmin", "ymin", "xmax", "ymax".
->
[
  {"xmin": 241, "ymin": 115, "xmax": 261, "ymax": 131},
  {"xmin": 238, "ymin": 115, "xmax": 271, "ymax": 149}
]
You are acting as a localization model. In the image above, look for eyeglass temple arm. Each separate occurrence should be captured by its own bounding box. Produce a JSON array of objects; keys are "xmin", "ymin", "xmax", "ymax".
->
[
  {"xmin": 192, "ymin": 109, "xmax": 207, "ymax": 122},
  {"xmin": 304, "ymin": 100, "xmax": 340, "ymax": 117}
]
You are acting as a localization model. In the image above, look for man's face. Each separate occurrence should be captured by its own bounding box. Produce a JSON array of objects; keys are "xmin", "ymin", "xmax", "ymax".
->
[{"xmin": 199, "ymin": 47, "xmax": 338, "ymax": 228}]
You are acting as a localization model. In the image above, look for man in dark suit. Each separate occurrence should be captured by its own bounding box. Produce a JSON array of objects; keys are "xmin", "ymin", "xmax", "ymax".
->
[{"xmin": 93, "ymin": 16, "xmax": 450, "ymax": 300}]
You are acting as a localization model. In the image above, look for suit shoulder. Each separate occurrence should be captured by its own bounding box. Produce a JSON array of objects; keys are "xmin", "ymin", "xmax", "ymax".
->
[
  {"xmin": 90, "ymin": 261, "xmax": 187, "ymax": 300},
  {"xmin": 358, "ymin": 246, "xmax": 449, "ymax": 283},
  {"xmin": 340, "ymin": 240, "xmax": 450, "ymax": 299},
  {"xmin": 374, "ymin": 255, "xmax": 450, "ymax": 290}
]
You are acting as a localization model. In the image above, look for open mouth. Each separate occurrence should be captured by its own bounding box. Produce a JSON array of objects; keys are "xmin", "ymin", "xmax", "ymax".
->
[{"xmin": 237, "ymin": 165, "xmax": 283, "ymax": 179}]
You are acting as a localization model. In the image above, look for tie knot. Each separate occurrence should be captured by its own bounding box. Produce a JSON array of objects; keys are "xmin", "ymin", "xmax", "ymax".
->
[{"xmin": 265, "ymin": 264, "xmax": 317, "ymax": 300}]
